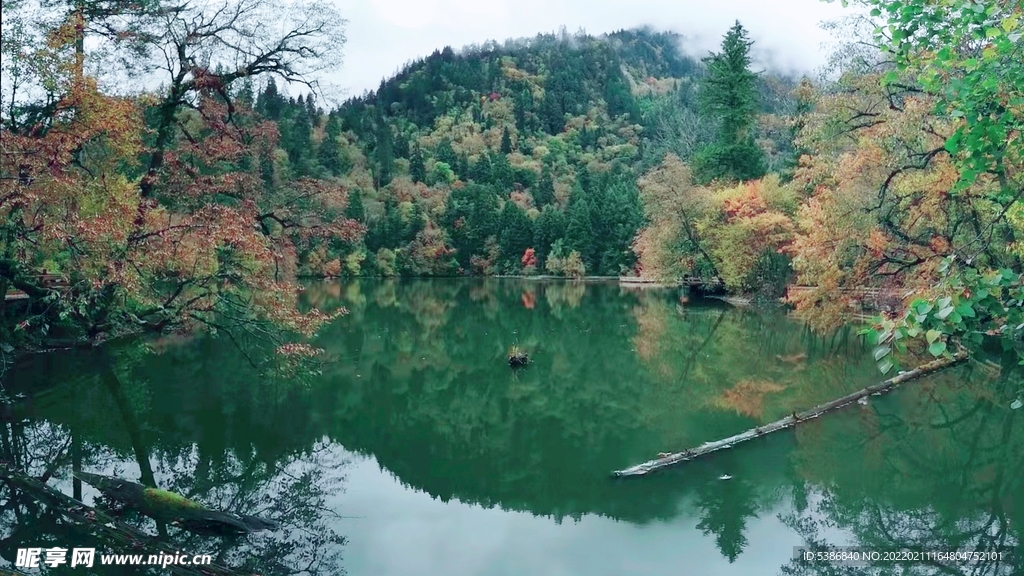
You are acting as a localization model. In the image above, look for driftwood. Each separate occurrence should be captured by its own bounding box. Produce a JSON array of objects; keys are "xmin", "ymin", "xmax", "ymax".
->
[
  {"xmin": 0, "ymin": 464, "xmax": 256, "ymax": 575},
  {"xmin": 74, "ymin": 471, "xmax": 279, "ymax": 536},
  {"xmin": 613, "ymin": 352, "xmax": 969, "ymax": 477}
]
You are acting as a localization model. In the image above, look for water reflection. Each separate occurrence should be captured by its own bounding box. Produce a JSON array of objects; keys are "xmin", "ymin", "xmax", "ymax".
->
[
  {"xmin": 0, "ymin": 278, "xmax": 1021, "ymax": 575},
  {"xmin": 1, "ymin": 345, "xmax": 347, "ymax": 575}
]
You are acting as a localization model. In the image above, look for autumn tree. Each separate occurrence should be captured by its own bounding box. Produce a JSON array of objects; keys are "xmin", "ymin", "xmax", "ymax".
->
[
  {"xmin": 0, "ymin": 0, "xmax": 357, "ymax": 349},
  {"xmin": 633, "ymin": 155, "xmax": 719, "ymax": 280},
  {"xmin": 806, "ymin": 0, "xmax": 1024, "ymax": 370}
]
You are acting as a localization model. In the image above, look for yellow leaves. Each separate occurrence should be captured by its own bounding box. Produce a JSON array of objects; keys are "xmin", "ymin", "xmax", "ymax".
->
[
  {"xmin": 716, "ymin": 180, "xmax": 768, "ymax": 219},
  {"xmin": 866, "ymin": 228, "xmax": 889, "ymax": 257},
  {"xmin": 1008, "ymin": 201, "xmax": 1024, "ymax": 257},
  {"xmin": 714, "ymin": 379, "xmax": 786, "ymax": 419}
]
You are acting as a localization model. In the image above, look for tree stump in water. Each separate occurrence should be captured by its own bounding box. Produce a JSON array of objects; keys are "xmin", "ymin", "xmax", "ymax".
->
[{"xmin": 508, "ymin": 353, "xmax": 529, "ymax": 367}]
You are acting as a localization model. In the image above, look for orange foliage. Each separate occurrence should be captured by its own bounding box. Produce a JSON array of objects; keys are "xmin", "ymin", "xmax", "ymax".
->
[{"xmin": 714, "ymin": 379, "xmax": 786, "ymax": 419}]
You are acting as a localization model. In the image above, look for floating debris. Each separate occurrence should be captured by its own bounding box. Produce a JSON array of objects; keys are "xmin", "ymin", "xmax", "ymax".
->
[{"xmin": 508, "ymin": 345, "xmax": 529, "ymax": 368}]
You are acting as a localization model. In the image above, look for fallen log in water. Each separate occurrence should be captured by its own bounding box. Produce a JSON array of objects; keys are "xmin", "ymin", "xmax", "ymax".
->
[
  {"xmin": 0, "ymin": 464, "xmax": 256, "ymax": 575},
  {"xmin": 612, "ymin": 352, "xmax": 969, "ymax": 477}
]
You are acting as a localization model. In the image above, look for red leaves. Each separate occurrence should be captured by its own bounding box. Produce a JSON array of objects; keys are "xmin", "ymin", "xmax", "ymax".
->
[{"xmin": 521, "ymin": 247, "xmax": 537, "ymax": 267}]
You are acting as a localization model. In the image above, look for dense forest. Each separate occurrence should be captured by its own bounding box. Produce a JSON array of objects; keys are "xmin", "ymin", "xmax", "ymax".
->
[
  {"xmin": 1, "ymin": 0, "xmax": 1023, "ymax": 373},
  {"xmin": 247, "ymin": 26, "xmax": 799, "ymax": 280}
]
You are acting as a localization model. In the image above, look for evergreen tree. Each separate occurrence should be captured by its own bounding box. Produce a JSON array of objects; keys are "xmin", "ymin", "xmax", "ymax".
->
[
  {"xmin": 471, "ymin": 154, "xmax": 493, "ymax": 183},
  {"xmin": 533, "ymin": 164, "xmax": 556, "ymax": 207},
  {"xmin": 500, "ymin": 126, "xmax": 513, "ymax": 154},
  {"xmin": 565, "ymin": 187, "xmax": 595, "ymax": 267},
  {"xmin": 410, "ymin": 146, "xmax": 427, "ymax": 183},
  {"xmin": 533, "ymin": 205, "xmax": 566, "ymax": 269},
  {"xmin": 435, "ymin": 138, "xmax": 457, "ymax": 167},
  {"xmin": 256, "ymin": 78, "xmax": 286, "ymax": 120},
  {"xmin": 304, "ymin": 94, "xmax": 318, "ymax": 127},
  {"xmin": 514, "ymin": 88, "xmax": 534, "ymax": 133},
  {"xmin": 286, "ymin": 95, "xmax": 314, "ymax": 175},
  {"xmin": 693, "ymin": 21, "xmax": 766, "ymax": 183},
  {"xmin": 498, "ymin": 201, "xmax": 534, "ymax": 267},
  {"xmin": 345, "ymin": 190, "xmax": 366, "ymax": 223},
  {"xmin": 393, "ymin": 133, "xmax": 410, "ymax": 158},
  {"xmin": 490, "ymin": 152, "xmax": 514, "ymax": 191},
  {"xmin": 318, "ymin": 113, "xmax": 344, "ymax": 175},
  {"xmin": 375, "ymin": 115, "xmax": 394, "ymax": 187}
]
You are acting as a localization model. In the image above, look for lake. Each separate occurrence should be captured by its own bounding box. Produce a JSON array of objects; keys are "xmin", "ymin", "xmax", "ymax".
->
[{"xmin": 1, "ymin": 279, "xmax": 1021, "ymax": 575}]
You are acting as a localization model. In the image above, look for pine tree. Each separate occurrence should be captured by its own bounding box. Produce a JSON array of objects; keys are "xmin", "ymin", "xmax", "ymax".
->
[
  {"xmin": 471, "ymin": 154, "xmax": 493, "ymax": 184},
  {"xmin": 410, "ymin": 146, "xmax": 426, "ymax": 183},
  {"xmin": 693, "ymin": 21, "xmax": 766, "ymax": 183},
  {"xmin": 286, "ymin": 96, "xmax": 313, "ymax": 175},
  {"xmin": 498, "ymin": 201, "xmax": 533, "ymax": 267},
  {"xmin": 533, "ymin": 205, "xmax": 566, "ymax": 268},
  {"xmin": 318, "ymin": 112, "xmax": 344, "ymax": 175},
  {"xmin": 533, "ymin": 164, "xmax": 556, "ymax": 207},
  {"xmin": 565, "ymin": 187, "xmax": 594, "ymax": 267},
  {"xmin": 500, "ymin": 126, "xmax": 513, "ymax": 154},
  {"xmin": 345, "ymin": 190, "xmax": 366, "ymax": 222},
  {"xmin": 374, "ymin": 115, "xmax": 394, "ymax": 187},
  {"xmin": 256, "ymin": 78, "xmax": 285, "ymax": 120},
  {"xmin": 490, "ymin": 152, "xmax": 514, "ymax": 191},
  {"xmin": 435, "ymin": 138, "xmax": 457, "ymax": 167}
]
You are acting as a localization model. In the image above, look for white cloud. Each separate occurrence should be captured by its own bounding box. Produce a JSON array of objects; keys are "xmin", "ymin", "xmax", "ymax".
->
[
  {"xmin": 369, "ymin": 0, "xmax": 439, "ymax": 29},
  {"xmin": 325, "ymin": 0, "xmax": 858, "ymax": 98}
]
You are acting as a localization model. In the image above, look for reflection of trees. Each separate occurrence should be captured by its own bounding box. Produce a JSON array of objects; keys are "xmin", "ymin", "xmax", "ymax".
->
[
  {"xmin": 1, "ymin": 341, "xmax": 348, "ymax": 575},
  {"xmin": 695, "ymin": 477, "xmax": 759, "ymax": 562},
  {"xmin": 3, "ymin": 279, "xmax": 1018, "ymax": 572},
  {"xmin": 780, "ymin": 355, "xmax": 1024, "ymax": 576},
  {"xmin": 305, "ymin": 280, "xmax": 884, "ymax": 532}
]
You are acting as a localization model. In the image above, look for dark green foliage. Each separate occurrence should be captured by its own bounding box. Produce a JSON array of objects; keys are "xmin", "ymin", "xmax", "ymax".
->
[
  {"xmin": 374, "ymin": 114, "xmax": 394, "ymax": 187},
  {"xmin": 318, "ymin": 113, "xmax": 345, "ymax": 176},
  {"xmin": 365, "ymin": 200, "xmax": 424, "ymax": 252},
  {"xmin": 500, "ymin": 127, "xmax": 513, "ymax": 154},
  {"xmin": 282, "ymin": 95, "xmax": 314, "ymax": 176},
  {"xmin": 692, "ymin": 140, "xmax": 766, "ymax": 184},
  {"xmin": 693, "ymin": 21, "xmax": 766, "ymax": 184},
  {"xmin": 533, "ymin": 164, "xmax": 556, "ymax": 207},
  {"xmin": 240, "ymin": 28, "xmax": 786, "ymax": 277},
  {"xmin": 489, "ymin": 152, "xmax": 515, "ymax": 191},
  {"xmin": 498, "ymin": 202, "xmax": 533, "ymax": 269},
  {"xmin": 443, "ymin": 184, "xmax": 501, "ymax": 268},
  {"xmin": 345, "ymin": 190, "xmax": 366, "ymax": 223},
  {"xmin": 534, "ymin": 206, "xmax": 566, "ymax": 268},
  {"xmin": 256, "ymin": 78, "xmax": 286, "ymax": 120},
  {"xmin": 410, "ymin": 146, "xmax": 426, "ymax": 183},
  {"xmin": 435, "ymin": 138, "xmax": 458, "ymax": 168},
  {"xmin": 565, "ymin": 187, "xmax": 595, "ymax": 265}
]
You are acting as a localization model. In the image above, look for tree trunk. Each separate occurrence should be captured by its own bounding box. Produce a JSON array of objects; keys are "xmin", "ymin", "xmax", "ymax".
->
[
  {"xmin": 0, "ymin": 464, "xmax": 254, "ymax": 575},
  {"xmin": 613, "ymin": 352, "xmax": 969, "ymax": 477}
]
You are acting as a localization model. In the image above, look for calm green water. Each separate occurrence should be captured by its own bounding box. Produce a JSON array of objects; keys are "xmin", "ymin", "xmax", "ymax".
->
[{"xmin": 1, "ymin": 279, "xmax": 1021, "ymax": 575}]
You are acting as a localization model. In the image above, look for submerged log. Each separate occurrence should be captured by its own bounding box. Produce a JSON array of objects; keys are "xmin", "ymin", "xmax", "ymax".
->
[
  {"xmin": 74, "ymin": 471, "xmax": 279, "ymax": 536},
  {"xmin": 612, "ymin": 352, "xmax": 969, "ymax": 477},
  {"xmin": 0, "ymin": 464, "xmax": 253, "ymax": 575}
]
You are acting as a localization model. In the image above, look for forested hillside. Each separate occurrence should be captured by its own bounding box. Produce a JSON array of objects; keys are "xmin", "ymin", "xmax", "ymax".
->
[
  {"xmin": 254, "ymin": 28, "xmax": 800, "ymax": 278},
  {"xmin": 4, "ymin": 0, "xmax": 1021, "ymax": 369}
]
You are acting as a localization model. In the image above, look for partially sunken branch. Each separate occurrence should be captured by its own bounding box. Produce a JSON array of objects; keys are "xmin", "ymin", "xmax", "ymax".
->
[{"xmin": 613, "ymin": 352, "xmax": 969, "ymax": 477}]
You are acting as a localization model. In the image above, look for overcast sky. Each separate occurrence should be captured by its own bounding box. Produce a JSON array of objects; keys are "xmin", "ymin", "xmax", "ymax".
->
[{"xmin": 325, "ymin": 0, "xmax": 856, "ymax": 99}]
